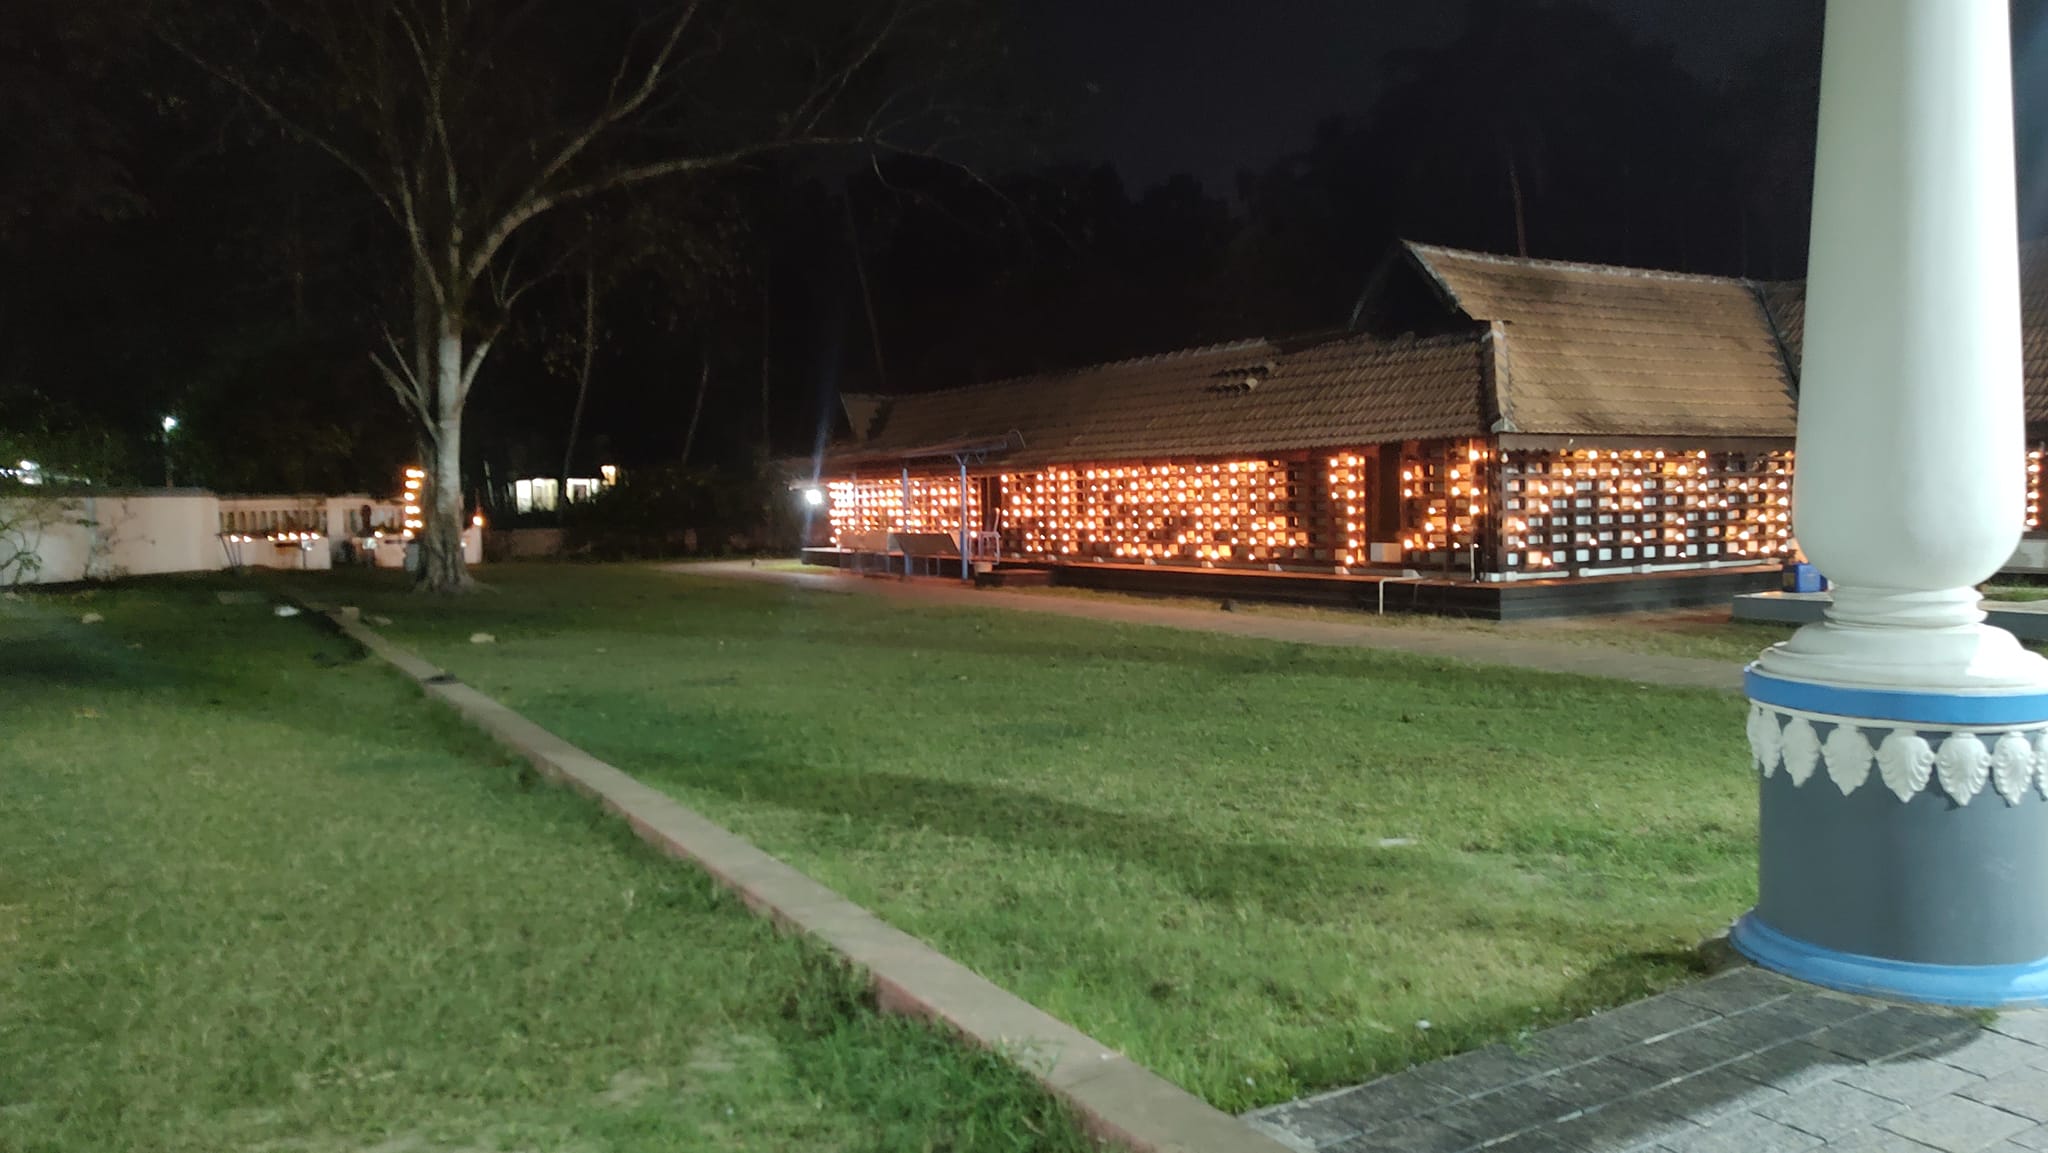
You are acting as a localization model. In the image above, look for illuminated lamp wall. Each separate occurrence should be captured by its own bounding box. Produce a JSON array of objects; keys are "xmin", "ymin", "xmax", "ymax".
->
[
  {"xmin": 1499, "ymin": 447, "xmax": 1794, "ymax": 573},
  {"xmin": 1393, "ymin": 440, "xmax": 1498, "ymax": 568},
  {"xmin": 999, "ymin": 459, "xmax": 1314, "ymax": 563},
  {"xmin": 824, "ymin": 476, "xmax": 981, "ymax": 544},
  {"xmin": 1324, "ymin": 453, "xmax": 1374, "ymax": 567},
  {"xmin": 2030, "ymin": 446, "xmax": 2043, "ymax": 531},
  {"xmin": 817, "ymin": 439, "xmax": 2048, "ymax": 578},
  {"xmin": 401, "ymin": 467, "xmax": 426, "ymax": 537}
]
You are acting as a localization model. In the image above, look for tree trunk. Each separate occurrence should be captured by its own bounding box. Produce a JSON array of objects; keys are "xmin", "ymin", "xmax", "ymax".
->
[
  {"xmin": 560, "ymin": 263, "xmax": 597, "ymax": 525},
  {"xmin": 759, "ymin": 275, "xmax": 772, "ymax": 456},
  {"xmin": 680, "ymin": 352, "xmax": 711, "ymax": 467},
  {"xmin": 1507, "ymin": 154, "xmax": 1530, "ymax": 258},
  {"xmin": 419, "ymin": 319, "xmax": 473, "ymax": 592},
  {"xmin": 845, "ymin": 197, "xmax": 888, "ymax": 389}
]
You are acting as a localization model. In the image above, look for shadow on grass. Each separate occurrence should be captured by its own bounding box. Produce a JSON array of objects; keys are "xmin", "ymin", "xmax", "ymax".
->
[
  {"xmin": 664, "ymin": 755, "xmax": 1553, "ymax": 928},
  {"xmin": 0, "ymin": 616, "xmax": 163, "ymax": 690}
]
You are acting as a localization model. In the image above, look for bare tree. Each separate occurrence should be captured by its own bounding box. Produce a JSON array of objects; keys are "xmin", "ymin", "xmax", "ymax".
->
[{"xmin": 157, "ymin": 0, "xmax": 969, "ymax": 590}]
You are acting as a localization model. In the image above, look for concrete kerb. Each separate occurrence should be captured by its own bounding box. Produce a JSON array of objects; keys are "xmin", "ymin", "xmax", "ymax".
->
[{"xmin": 322, "ymin": 610, "xmax": 1290, "ymax": 1153}]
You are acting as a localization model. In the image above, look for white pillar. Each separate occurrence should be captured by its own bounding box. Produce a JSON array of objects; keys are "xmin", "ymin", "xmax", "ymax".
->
[
  {"xmin": 1736, "ymin": 0, "xmax": 2048, "ymax": 1006},
  {"xmin": 1758, "ymin": 0, "xmax": 2048, "ymax": 691}
]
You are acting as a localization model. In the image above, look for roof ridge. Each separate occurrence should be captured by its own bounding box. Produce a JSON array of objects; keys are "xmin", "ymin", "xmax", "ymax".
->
[
  {"xmin": 1404, "ymin": 240, "xmax": 1751, "ymax": 288},
  {"xmin": 869, "ymin": 337, "xmax": 1276, "ymax": 403},
  {"xmin": 860, "ymin": 330, "xmax": 1490, "ymax": 405},
  {"xmin": 1309, "ymin": 329, "xmax": 1488, "ymax": 351}
]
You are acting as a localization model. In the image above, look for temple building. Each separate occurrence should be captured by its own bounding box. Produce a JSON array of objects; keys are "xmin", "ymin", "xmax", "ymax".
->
[{"xmin": 808, "ymin": 240, "xmax": 2048, "ymax": 618}]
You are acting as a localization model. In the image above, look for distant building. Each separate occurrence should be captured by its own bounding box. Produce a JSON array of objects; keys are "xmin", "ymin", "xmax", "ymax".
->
[
  {"xmin": 512, "ymin": 465, "xmax": 619, "ymax": 513},
  {"xmin": 805, "ymin": 241, "xmax": 2047, "ymax": 618}
]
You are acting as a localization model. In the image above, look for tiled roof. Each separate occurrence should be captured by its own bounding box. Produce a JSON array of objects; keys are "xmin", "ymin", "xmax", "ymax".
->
[
  {"xmin": 1404, "ymin": 243, "xmax": 1800, "ymax": 438},
  {"xmin": 2029, "ymin": 243, "xmax": 2048, "ymax": 423},
  {"xmin": 1754, "ymin": 239, "xmax": 2048, "ymax": 423},
  {"xmin": 835, "ymin": 238, "xmax": 2048, "ymax": 471},
  {"xmin": 1757, "ymin": 281, "xmax": 1805, "ymax": 372},
  {"xmin": 830, "ymin": 332, "xmax": 1490, "ymax": 469}
]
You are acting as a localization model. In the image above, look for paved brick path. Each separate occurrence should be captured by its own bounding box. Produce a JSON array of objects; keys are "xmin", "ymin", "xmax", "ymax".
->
[
  {"xmin": 674, "ymin": 562, "xmax": 1743, "ymax": 691},
  {"xmin": 1243, "ymin": 967, "xmax": 2048, "ymax": 1153}
]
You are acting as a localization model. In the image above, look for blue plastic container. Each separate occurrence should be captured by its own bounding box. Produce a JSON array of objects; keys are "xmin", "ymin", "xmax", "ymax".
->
[{"xmin": 1783, "ymin": 563, "xmax": 1828, "ymax": 594}]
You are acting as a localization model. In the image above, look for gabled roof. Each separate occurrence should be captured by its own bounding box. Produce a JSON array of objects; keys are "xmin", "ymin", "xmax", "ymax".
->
[
  {"xmin": 2029, "ymin": 242, "xmax": 2048, "ymax": 423},
  {"xmin": 1756, "ymin": 281, "xmax": 1806, "ymax": 374},
  {"xmin": 1755, "ymin": 240, "xmax": 2048, "ymax": 424},
  {"xmin": 827, "ymin": 331, "xmax": 1492, "ymax": 470},
  {"xmin": 1402, "ymin": 242, "xmax": 1800, "ymax": 439},
  {"xmin": 836, "ymin": 237, "xmax": 2048, "ymax": 473}
]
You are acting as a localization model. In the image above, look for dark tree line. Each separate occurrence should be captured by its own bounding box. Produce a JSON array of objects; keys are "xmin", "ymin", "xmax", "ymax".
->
[
  {"xmin": 0, "ymin": 0, "xmax": 1914, "ymax": 560},
  {"xmin": 842, "ymin": 0, "xmax": 1829, "ymax": 398}
]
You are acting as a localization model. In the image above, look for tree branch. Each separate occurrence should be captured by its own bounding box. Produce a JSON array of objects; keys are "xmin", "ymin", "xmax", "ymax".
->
[
  {"xmin": 458, "ymin": 333, "xmax": 494, "ymax": 406},
  {"xmin": 467, "ymin": 135, "xmax": 865, "ymax": 283},
  {"xmin": 372, "ymin": 328, "xmax": 437, "ymax": 432},
  {"xmin": 791, "ymin": 3, "xmax": 906, "ymax": 135},
  {"xmin": 392, "ymin": 182, "xmax": 451, "ymax": 312},
  {"xmin": 478, "ymin": 0, "xmax": 707, "ymax": 270},
  {"xmin": 153, "ymin": 23, "xmax": 398, "ymax": 218},
  {"xmin": 391, "ymin": 0, "xmax": 462, "ymax": 244}
]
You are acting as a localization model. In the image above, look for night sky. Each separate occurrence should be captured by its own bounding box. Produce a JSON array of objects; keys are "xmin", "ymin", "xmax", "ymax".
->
[
  {"xmin": 1023, "ymin": 0, "xmax": 1821, "ymax": 196},
  {"xmin": 20, "ymin": 0, "xmax": 2048, "ymax": 496}
]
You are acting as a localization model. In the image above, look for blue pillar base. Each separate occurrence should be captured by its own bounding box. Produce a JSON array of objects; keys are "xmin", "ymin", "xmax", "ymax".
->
[
  {"xmin": 1743, "ymin": 668, "xmax": 2048, "ymax": 993},
  {"xmin": 1732, "ymin": 913, "xmax": 2048, "ymax": 1008}
]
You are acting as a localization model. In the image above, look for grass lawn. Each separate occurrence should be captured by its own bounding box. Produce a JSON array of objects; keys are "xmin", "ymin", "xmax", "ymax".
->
[
  {"xmin": 1983, "ymin": 584, "xmax": 2048, "ymax": 603},
  {"xmin": 302, "ymin": 563, "xmax": 1760, "ymax": 1113},
  {"xmin": 0, "ymin": 582, "xmax": 1091, "ymax": 1153}
]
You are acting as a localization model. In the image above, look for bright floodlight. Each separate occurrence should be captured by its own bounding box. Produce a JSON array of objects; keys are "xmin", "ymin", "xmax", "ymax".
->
[
  {"xmin": 161, "ymin": 415, "xmax": 179, "ymax": 432},
  {"xmin": 802, "ymin": 487, "xmax": 825, "ymax": 507}
]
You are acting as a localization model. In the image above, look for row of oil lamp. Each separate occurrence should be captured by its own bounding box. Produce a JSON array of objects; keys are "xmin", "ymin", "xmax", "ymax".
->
[
  {"xmin": 1390, "ymin": 443, "xmax": 1493, "ymax": 555},
  {"xmin": 826, "ymin": 478, "xmax": 982, "ymax": 539},
  {"xmin": 1326, "ymin": 453, "xmax": 1373, "ymax": 566},
  {"xmin": 1005, "ymin": 461, "xmax": 1305, "ymax": 560},
  {"xmin": 1496, "ymin": 450, "xmax": 1795, "ymax": 568},
  {"xmin": 821, "ymin": 446, "xmax": 2047, "ymax": 567},
  {"xmin": 219, "ymin": 531, "xmax": 325, "ymax": 545},
  {"xmin": 2031, "ymin": 449, "xmax": 2043, "ymax": 529}
]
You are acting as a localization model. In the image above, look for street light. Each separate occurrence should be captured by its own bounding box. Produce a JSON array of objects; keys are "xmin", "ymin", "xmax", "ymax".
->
[{"xmin": 160, "ymin": 415, "xmax": 178, "ymax": 487}]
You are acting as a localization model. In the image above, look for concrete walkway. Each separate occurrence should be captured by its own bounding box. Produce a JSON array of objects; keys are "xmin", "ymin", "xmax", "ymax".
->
[
  {"xmin": 1245, "ymin": 966, "xmax": 2048, "ymax": 1153},
  {"xmin": 672, "ymin": 561, "xmax": 1744, "ymax": 692}
]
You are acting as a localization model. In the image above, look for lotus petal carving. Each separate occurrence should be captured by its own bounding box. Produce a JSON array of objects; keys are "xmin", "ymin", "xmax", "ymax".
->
[
  {"xmin": 1822, "ymin": 725, "xmax": 1874, "ymax": 795},
  {"xmin": 1747, "ymin": 705, "xmax": 1782, "ymax": 777},
  {"xmin": 1876, "ymin": 730, "xmax": 1935, "ymax": 803},
  {"xmin": 1935, "ymin": 732, "xmax": 1990, "ymax": 805},
  {"xmin": 1780, "ymin": 716, "xmax": 1821, "ymax": 786},
  {"xmin": 1993, "ymin": 732, "xmax": 2037, "ymax": 806}
]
